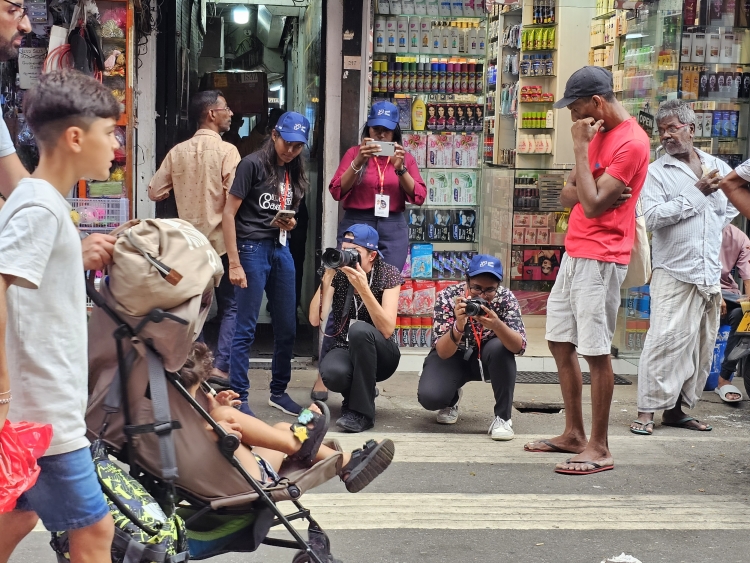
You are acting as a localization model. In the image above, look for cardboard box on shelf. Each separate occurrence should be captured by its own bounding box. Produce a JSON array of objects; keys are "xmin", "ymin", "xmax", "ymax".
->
[
  {"xmin": 514, "ymin": 213, "xmax": 531, "ymax": 227},
  {"xmin": 524, "ymin": 228, "xmax": 537, "ymax": 245},
  {"xmin": 450, "ymin": 209, "xmax": 477, "ymax": 242},
  {"xmin": 428, "ymin": 134, "xmax": 454, "ymax": 168},
  {"xmin": 403, "ymin": 133, "xmax": 428, "ymax": 168},
  {"xmin": 512, "ymin": 227, "xmax": 526, "ymax": 245},
  {"xmin": 411, "ymin": 243, "xmax": 434, "ymax": 278},
  {"xmin": 425, "ymin": 170, "xmax": 452, "ymax": 205},
  {"xmin": 200, "ymin": 71, "xmax": 268, "ymax": 116},
  {"xmin": 426, "ymin": 209, "xmax": 451, "ymax": 241},
  {"xmin": 451, "ymin": 171, "xmax": 477, "ymax": 204},
  {"xmin": 453, "ymin": 133, "xmax": 479, "ymax": 168}
]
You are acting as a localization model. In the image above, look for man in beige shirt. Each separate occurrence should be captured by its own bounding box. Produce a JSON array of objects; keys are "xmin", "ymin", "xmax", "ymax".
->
[{"xmin": 149, "ymin": 90, "xmax": 241, "ymax": 380}]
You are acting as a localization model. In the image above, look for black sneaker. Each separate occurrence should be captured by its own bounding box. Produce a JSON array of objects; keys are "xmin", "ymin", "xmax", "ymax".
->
[{"xmin": 336, "ymin": 410, "xmax": 374, "ymax": 433}]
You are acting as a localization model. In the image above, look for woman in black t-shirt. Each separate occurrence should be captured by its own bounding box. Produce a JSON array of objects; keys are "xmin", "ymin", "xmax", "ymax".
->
[
  {"xmin": 222, "ymin": 111, "xmax": 310, "ymax": 417},
  {"xmin": 308, "ymin": 224, "xmax": 402, "ymax": 433}
]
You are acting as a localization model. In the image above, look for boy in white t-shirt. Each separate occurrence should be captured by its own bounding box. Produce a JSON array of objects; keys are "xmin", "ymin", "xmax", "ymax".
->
[{"xmin": 0, "ymin": 70, "xmax": 119, "ymax": 561}]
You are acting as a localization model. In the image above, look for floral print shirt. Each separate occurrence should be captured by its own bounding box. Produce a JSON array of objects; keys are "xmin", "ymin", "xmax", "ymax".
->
[
  {"xmin": 432, "ymin": 282, "xmax": 527, "ymax": 354},
  {"xmin": 330, "ymin": 259, "xmax": 403, "ymax": 349}
]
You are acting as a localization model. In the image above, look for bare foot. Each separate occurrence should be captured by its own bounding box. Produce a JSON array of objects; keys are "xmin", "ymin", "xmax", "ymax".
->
[{"xmin": 523, "ymin": 434, "xmax": 587, "ymax": 454}]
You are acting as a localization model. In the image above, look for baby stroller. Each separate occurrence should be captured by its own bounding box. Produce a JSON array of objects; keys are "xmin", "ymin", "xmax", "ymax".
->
[{"xmin": 84, "ymin": 274, "xmax": 344, "ymax": 563}]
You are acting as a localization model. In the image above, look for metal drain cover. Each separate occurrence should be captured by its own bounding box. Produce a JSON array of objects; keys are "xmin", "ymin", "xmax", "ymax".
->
[{"xmin": 516, "ymin": 372, "xmax": 632, "ymax": 385}]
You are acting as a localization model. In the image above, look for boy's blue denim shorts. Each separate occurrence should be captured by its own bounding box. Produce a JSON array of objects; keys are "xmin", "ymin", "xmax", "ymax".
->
[{"xmin": 14, "ymin": 446, "xmax": 110, "ymax": 532}]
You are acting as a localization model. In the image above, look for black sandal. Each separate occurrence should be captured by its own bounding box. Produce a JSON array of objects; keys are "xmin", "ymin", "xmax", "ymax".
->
[
  {"xmin": 340, "ymin": 439, "xmax": 395, "ymax": 493},
  {"xmin": 288, "ymin": 401, "xmax": 330, "ymax": 465}
]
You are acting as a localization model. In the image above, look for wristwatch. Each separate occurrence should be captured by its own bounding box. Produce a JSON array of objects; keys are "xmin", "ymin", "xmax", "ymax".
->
[{"xmin": 395, "ymin": 165, "xmax": 408, "ymax": 177}]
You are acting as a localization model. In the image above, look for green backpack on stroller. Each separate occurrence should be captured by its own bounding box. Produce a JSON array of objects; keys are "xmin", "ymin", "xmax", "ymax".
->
[{"xmin": 50, "ymin": 441, "xmax": 189, "ymax": 563}]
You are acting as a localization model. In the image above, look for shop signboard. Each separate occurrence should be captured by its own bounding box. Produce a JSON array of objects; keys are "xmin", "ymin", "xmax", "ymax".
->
[{"xmin": 637, "ymin": 110, "xmax": 655, "ymax": 135}]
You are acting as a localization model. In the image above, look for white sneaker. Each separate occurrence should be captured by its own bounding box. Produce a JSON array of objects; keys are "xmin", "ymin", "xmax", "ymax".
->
[
  {"xmin": 436, "ymin": 388, "xmax": 463, "ymax": 425},
  {"xmin": 488, "ymin": 416, "xmax": 514, "ymax": 441}
]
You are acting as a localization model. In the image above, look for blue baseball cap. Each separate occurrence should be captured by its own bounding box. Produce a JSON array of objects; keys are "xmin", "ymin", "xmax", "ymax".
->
[
  {"xmin": 275, "ymin": 111, "xmax": 310, "ymax": 143},
  {"xmin": 467, "ymin": 254, "xmax": 503, "ymax": 281},
  {"xmin": 343, "ymin": 224, "xmax": 383, "ymax": 257},
  {"xmin": 366, "ymin": 101, "xmax": 399, "ymax": 130}
]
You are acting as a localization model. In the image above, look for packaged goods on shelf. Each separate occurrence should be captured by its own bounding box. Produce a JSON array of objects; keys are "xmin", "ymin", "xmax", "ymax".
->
[
  {"xmin": 453, "ymin": 133, "xmax": 479, "ymax": 167},
  {"xmin": 425, "ymin": 170, "xmax": 452, "ymax": 205},
  {"xmin": 426, "ymin": 209, "xmax": 452, "ymax": 241},
  {"xmin": 398, "ymin": 279, "xmax": 414, "ymax": 315},
  {"xmin": 428, "ymin": 133, "xmax": 454, "ymax": 167},
  {"xmin": 413, "ymin": 280, "xmax": 436, "ymax": 314},
  {"xmin": 451, "ymin": 170, "xmax": 477, "ymax": 204},
  {"xmin": 403, "ymin": 132, "xmax": 428, "ymax": 167},
  {"xmin": 395, "ymin": 97, "xmax": 412, "ymax": 129},
  {"xmin": 408, "ymin": 208, "xmax": 427, "ymax": 241},
  {"xmin": 411, "ymin": 243, "xmax": 434, "ymax": 278},
  {"xmin": 450, "ymin": 209, "xmax": 477, "ymax": 242}
]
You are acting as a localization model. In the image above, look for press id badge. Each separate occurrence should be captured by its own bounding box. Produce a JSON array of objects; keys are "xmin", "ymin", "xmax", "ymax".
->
[
  {"xmin": 279, "ymin": 229, "xmax": 287, "ymax": 246},
  {"xmin": 346, "ymin": 319, "xmax": 360, "ymax": 341},
  {"xmin": 374, "ymin": 194, "xmax": 390, "ymax": 217}
]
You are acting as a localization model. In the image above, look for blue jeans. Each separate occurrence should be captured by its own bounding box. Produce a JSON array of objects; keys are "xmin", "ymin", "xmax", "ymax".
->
[
  {"xmin": 230, "ymin": 238, "xmax": 296, "ymax": 401},
  {"xmin": 15, "ymin": 447, "xmax": 110, "ymax": 532},
  {"xmin": 212, "ymin": 254, "xmax": 238, "ymax": 373}
]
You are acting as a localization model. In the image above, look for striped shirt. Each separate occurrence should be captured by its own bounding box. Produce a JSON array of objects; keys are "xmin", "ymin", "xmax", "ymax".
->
[{"xmin": 642, "ymin": 149, "xmax": 738, "ymax": 286}]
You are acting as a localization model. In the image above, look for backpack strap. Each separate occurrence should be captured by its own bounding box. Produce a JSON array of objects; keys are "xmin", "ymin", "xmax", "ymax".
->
[{"xmin": 144, "ymin": 346, "xmax": 180, "ymax": 482}]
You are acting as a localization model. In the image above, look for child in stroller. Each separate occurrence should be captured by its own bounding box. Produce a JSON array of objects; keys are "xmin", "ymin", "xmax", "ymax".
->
[{"xmin": 181, "ymin": 343, "xmax": 395, "ymax": 493}]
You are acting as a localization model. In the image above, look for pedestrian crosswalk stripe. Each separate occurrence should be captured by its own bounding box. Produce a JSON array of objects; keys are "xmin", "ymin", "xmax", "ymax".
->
[
  {"xmin": 274, "ymin": 494, "xmax": 750, "ymax": 530},
  {"xmin": 327, "ymin": 432, "xmax": 743, "ymax": 465},
  {"xmin": 34, "ymin": 493, "xmax": 750, "ymax": 533}
]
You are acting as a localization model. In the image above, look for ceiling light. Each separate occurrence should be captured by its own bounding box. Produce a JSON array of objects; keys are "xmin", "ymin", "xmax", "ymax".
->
[{"xmin": 232, "ymin": 6, "xmax": 250, "ymax": 24}]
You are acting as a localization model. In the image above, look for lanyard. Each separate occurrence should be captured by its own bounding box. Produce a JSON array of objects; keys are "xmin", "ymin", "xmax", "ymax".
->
[
  {"xmin": 373, "ymin": 156, "xmax": 391, "ymax": 195},
  {"xmin": 279, "ymin": 170, "xmax": 290, "ymax": 210},
  {"xmin": 465, "ymin": 285, "xmax": 487, "ymax": 381},
  {"xmin": 352, "ymin": 270, "xmax": 374, "ymax": 320}
]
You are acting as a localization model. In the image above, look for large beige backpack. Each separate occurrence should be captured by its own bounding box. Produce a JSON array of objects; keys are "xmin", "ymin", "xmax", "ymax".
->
[{"xmin": 108, "ymin": 218, "xmax": 223, "ymax": 317}]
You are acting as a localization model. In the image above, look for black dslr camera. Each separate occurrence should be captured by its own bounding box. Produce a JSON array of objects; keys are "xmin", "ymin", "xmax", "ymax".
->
[
  {"xmin": 321, "ymin": 247, "xmax": 360, "ymax": 269},
  {"xmin": 464, "ymin": 297, "xmax": 489, "ymax": 317}
]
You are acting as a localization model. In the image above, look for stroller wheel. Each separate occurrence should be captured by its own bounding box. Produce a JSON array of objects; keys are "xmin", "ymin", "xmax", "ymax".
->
[{"xmin": 292, "ymin": 550, "xmax": 343, "ymax": 563}]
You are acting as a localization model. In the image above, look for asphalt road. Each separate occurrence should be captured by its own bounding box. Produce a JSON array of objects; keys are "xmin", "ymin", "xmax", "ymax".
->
[{"xmin": 10, "ymin": 369, "xmax": 750, "ymax": 563}]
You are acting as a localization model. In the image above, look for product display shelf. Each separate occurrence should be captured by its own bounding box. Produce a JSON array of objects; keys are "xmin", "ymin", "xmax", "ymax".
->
[
  {"xmin": 74, "ymin": 0, "xmax": 133, "ymax": 232},
  {"xmin": 371, "ymin": 4, "xmax": 492, "ymax": 349}
]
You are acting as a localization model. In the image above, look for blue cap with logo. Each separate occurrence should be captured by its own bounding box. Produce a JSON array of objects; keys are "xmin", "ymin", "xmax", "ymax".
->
[
  {"xmin": 275, "ymin": 111, "xmax": 310, "ymax": 143},
  {"xmin": 366, "ymin": 101, "xmax": 399, "ymax": 130},
  {"xmin": 467, "ymin": 254, "xmax": 503, "ymax": 281},
  {"xmin": 343, "ymin": 224, "xmax": 383, "ymax": 257}
]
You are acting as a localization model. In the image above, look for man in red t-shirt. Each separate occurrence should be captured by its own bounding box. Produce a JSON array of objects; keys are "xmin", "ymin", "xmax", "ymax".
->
[{"xmin": 524, "ymin": 67, "xmax": 650, "ymax": 475}]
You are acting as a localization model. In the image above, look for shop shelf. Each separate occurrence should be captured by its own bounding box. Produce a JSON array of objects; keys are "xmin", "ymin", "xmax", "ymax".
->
[
  {"xmin": 593, "ymin": 10, "xmax": 617, "ymax": 20},
  {"xmin": 69, "ymin": 197, "xmax": 129, "ymax": 232}
]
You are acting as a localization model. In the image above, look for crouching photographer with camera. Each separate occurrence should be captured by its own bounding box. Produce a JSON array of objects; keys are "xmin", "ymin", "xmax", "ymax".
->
[
  {"xmin": 418, "ymin": 255, "xmax": 526, "ymax": 441},
  {"xmin": 309, "ymin": 224, "xmax": 402, "ymax": 433}
]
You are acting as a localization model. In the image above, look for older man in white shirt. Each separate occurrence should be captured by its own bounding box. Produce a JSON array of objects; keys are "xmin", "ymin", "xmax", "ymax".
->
[{"xmin": 631, "ymin": 99, "xmax": 737, "ymax": 436}]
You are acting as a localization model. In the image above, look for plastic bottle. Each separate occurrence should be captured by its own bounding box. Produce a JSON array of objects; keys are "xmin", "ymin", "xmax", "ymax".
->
[
  {"xmin": 414, "ymin": 0, "xmax": 427, "ymax": 15},
  {"xmin": 397, "ymin": 16, "xmax": 409, "ymax": 53},
  {"xmin": 402, "ymin": 0, "xmax": 416, "ymax": 14},
  {"xmin": 451, "ymin": 0, "xmax": 463, "ymax": 16},
  {"xmin": 378, "ymin": 0, "xmax": 391, "ymax": 14},
  {"xmin": 468, "ymin": 24, "xmax": 478, "ymax": 55},
  {"xmin": 426, "ymin": 0, "xmax": 439, "ymax": 16},
  {"xmin": 450, "ymin": 23, "xmax": 460, "ymax": 55},
  {"xmin": 441, "ymin": 21, "xmax": 451, "ymax": 54},
  {"xmin": 439, "ymin": 0, "xmax": 451, "ymax": 16},
  {"xmin": 412, "ymin": 96, "xmax": 427, "ymax": 129},
  {"xmin": 475, "ymin": 63, "xmax": 483, "ymax": 94},
  {"xmin": 386, "ymin": 17, "xmax": 397, "ymax": 53},
  {"xmin": 375, "ymin": 17, "xmax": 386, "ymax": 53},
  {"xmin": 408, "ymin": 17, "xmax": 420, "ymax": 52},
  {"xmin": 420, "ymin": 18, "xmax": 431, "ymax": 51},
  {"xmin": 390, "ymin": 0, "xmax": 403, "ymax": 15},
  {"xmin": 478, "ymin": 23, "xmax": 486, "ymax": 53},
  {"xmin": 431, "ymin": 21, "xmax": 441, "ymax": 53},
  {"xmin": 463, "ymin": 0, "xmax": 475, "ymax": 17}
]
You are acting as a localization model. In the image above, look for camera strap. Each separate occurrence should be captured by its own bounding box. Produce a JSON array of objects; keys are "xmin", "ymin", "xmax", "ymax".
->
[
  {"xmin": 468, "ymin": 318, "xmax": 486, "ymax": 382},
  {"xmin": 373, "ymin": 156, "xmax": 391, "ymax": 195},
  {"xmin": 278, "ymin": 170, "xmax": 291, "ymax": 246}
]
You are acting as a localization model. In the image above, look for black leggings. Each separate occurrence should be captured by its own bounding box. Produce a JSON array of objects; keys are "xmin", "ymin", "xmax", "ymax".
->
[
  {"xmin": 319, "ymin": 322, "xmax": 400, "ymax": 420},
  {"xmin": 720, "ymin": 305, "xmax": 745, "ymax": 379},
  {"xmin": 418, "ymin": 338, "xmax": 517, "ymax": 420}
]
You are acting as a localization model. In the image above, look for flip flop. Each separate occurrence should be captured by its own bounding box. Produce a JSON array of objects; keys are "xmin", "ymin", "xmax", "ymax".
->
[
  {"xmin": 523, "ymin": 439, "xmax": 577, "ymax": 453},
  {"xmin": 715, "ymin": 384, "xmax": 743, "ymax": 403},
  {"xmin": 662, "ymin": 416, "xmax": 712, "ymax": 431},
  {"xmin": 554, "ymin": 460, "xmax": 614, "ymax": 475},
  {"xmin": 630, "ymin": 420, "xmax": 655, "ymax": 435}
]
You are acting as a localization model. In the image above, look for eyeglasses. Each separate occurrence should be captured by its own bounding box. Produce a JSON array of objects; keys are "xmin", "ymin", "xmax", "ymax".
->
[
  {"xmin": 3, "ymin": 0, "xmax": 28, "ymax": 21},
  {"xmin": 212, "ymin": 106, "xmax": 232, "ymax": 114},
  {"xmin": 657, "ymin": 123, "xmax": 690, "ymax": 137},
  {"xmin": 468, "ymin": 284, "xmax": 498, "ymax": 298}
]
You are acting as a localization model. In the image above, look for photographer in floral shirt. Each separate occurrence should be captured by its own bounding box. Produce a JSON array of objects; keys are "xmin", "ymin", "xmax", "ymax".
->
[{"xmin": 417, "ymin": 255, "xmax": 526, "ymax": 440}]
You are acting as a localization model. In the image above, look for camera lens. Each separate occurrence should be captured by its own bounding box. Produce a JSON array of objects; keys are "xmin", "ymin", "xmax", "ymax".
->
[
  {"xmin": 321, "ymin": 248, "xmax": 361, "ymax": 269},
  {"xmin": 465, "ymin": 297, "xmax": 488, "ymax": 317}
]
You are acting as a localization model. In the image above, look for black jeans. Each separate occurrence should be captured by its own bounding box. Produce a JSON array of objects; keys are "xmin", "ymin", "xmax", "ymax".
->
[
  {"xmin": 720, "ymin": 304, "xmax": 745, "ymax": 379},
  {"xmin": 418, "ymin": 338, "xmax": 517, "ymax": 420},
  {"xmin": 319, "ymin": 322, "xmax": 401, "ymax": 421}
]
